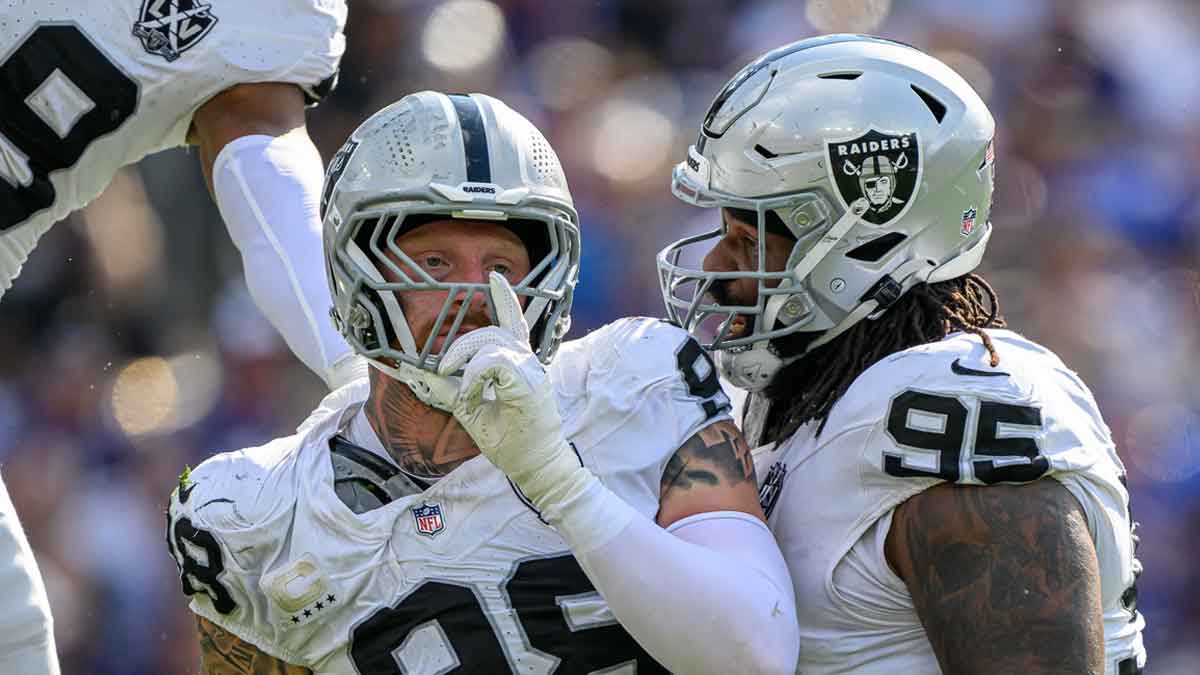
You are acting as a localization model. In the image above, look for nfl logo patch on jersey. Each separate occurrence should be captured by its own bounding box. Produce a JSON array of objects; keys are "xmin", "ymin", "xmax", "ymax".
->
[
  {"xmin": 133, "ymin": 0, "xmax": 219, "ymax": 63},
  {"xmin": 961, "ymin": 206, "xmax": 977, "ymax": 236},
  {"xmin": 757, "ymin": 462, "xmax": 788, "ymax": 519},
  {"xmin": 412, "ymin": 503, "xmax": 445, "ymax": 537}
]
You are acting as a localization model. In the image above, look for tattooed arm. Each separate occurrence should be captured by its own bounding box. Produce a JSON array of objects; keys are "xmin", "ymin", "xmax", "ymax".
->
[
  {"xmin": 198, "ymin": 616, "xmax": 312, "ymax": 675},
  {"xmin": 885, "ymin": 479, "xmax": 1105, "ymax": 674},
  {"xmin": 656, "ymin": 419, "xmax": 764, "ymax": 526}
]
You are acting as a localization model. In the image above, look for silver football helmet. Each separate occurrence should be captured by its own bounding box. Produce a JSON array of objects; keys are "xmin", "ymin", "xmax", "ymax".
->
[
  {"xmin": 323, "ymin": 91, "xmax": 580, "ymax": 401},
  {"xmin": 658, "ymin": 34, "xmax": 996, "ymax": 391}
]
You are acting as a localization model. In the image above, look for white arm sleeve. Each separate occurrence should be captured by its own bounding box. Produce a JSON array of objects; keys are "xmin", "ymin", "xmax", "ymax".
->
[
  {"xmin": 211, "ymin": 134, "xmax": 364, "ymax": 390},
  {"xmin": 558, "ymin": 491, "xmax": 799, "ymax": 675}
]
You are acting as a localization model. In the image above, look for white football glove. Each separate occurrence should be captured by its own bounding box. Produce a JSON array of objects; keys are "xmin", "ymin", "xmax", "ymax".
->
[{"xmin": 438, "ymin": 273, "xmax": 591, "ymax": 514}]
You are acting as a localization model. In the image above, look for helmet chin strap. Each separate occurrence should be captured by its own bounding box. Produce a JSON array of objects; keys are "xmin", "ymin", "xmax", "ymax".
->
[
  {"xmin": 803, "ymin": 256, "xmax": 936, "ymax": 353},
  {"xmin": 720, "ymin": 197, "xmax": 870, "ymax": 393},
  {"xmin": 368, "ymin": 358, "xmax": 460, "ymax": 413},
  {"xmin": 716, "ymin": 346, "xmax": 783, "ymax": 392}
]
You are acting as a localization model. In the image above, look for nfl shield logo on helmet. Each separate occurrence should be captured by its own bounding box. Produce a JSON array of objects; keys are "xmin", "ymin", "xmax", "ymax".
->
[
  {"xmin": 412, "ymin": 503, "xmax": 445, "ymax": 537},
  {"xmin": 961, "ymin": 207, "xmax": 977, "ymax": 236},
  {"xmin": 825, "ymin": 128, "xmax": 922, "ymax": 226},
  {"xmin": 133, "ymin": 0, "xmax": 219, "ymax": 63}
]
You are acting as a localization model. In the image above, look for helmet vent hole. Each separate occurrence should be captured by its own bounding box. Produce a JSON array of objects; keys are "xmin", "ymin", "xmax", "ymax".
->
[
  {"xmin": 910, "ymin": 84, "xmax": 947, "ymax": 123},
  {"xmin": 845, "ymin": 232, "xmax": 908, "ymax": 262},
  {"xmin": 754, "ymin": 143, "xmax": 778, "ymax": 159},
  {"xmin": 386, "ymin": 126, "xmax": 418, "ymax": 173},
  {"xmin": 527, "ymin": 128, "xmax": 563, "ymax": 186},
  {"xmin": 818, "ymin": 71, "xmax": 862, "ymax": 80}
]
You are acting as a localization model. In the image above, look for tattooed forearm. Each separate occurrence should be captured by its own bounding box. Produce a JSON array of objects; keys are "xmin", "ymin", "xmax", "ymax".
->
[
  {"xmin": 886, "ymin": 480, "xmax": 1105, "ymax": 675},
  {"xmin": 197, "ymin": 616, "xmax": 311, "ymax": 675},
  {"xmin": 660, "ymin": 420, "xmax": 755, "ymax": 493},
  {"xmin": 366, "ymin": 367, "xmax": 479, "ymax": 478}
]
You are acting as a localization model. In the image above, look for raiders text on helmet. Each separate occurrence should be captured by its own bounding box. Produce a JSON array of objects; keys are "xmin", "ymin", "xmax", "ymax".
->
[
  {"xmin": 323, "ymin": 91, "xmax": 580, "ymax": 398},
  {"xmin": 658, "ymin": 34, "xmax": 996, "ymax": 391}
]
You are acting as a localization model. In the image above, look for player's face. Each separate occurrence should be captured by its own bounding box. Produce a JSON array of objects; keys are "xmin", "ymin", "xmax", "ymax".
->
[
  {"xmin": 384, "ymin": 219, "xmax": 531, "ymax": 351},
  {"xmin": 701, "ymin": 209, "xmax": 794, "ymax": 338},
  {"xmin": 863, "ymin": 175, "xmax": 892, "ymax": 205}
]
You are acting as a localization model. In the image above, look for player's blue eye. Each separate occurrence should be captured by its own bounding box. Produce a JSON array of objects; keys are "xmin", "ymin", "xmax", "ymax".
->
[{"xmin": 424, "ymin": 256, "xmax": 446, "ymax": 268}]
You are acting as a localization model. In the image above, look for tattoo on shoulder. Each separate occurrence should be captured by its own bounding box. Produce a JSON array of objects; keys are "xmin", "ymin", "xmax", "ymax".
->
[
  {"xmin": 198, "ymin": 616, "xmax": 312, "ymax": 675},
  {"xmin": 660, "ymin": 420, "xmax": 756, "ymax": 494},
  {"xmin": 889, "ymin": 480, "xmax": 1104, "ymax": 674}
]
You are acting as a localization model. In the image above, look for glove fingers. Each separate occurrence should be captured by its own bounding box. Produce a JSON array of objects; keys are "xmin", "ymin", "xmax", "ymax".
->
[
  {"xmin": 419, "ymin": 372, "xmax": 462, "ymax": 410},
  {"xmin": 459, "ymin": 347, "xmax": 531, "ymax": 413},
  {"xmin": 457, "ymin": 363, "xmax": 506, "ymax": 426},
  {"xmin": 382, "ymin": 359, "xmax": 461, "ymax": 412},
  {"xmin": 489, "ymin": 272, "xmax": 531, "ymax": 343},
  {"xmin": 438, "ymin": 326, "xmax": 511, "ymax": 376}
]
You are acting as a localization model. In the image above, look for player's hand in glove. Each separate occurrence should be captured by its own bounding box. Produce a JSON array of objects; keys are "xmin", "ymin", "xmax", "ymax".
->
[{"xmin": 438, "ymin": 273, "xmax": 593, "ymax": 517}]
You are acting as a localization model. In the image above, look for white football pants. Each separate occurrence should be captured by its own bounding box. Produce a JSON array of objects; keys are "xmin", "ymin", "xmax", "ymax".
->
[{"xmin": 0, "ymin": 473, "xmax": 60, "ymax": 674}]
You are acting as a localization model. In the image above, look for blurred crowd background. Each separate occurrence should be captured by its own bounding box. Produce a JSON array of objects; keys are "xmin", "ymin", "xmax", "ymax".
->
[{"xmin": 1, "ymin": 0, "xmax": 1197, "ymax": 672}]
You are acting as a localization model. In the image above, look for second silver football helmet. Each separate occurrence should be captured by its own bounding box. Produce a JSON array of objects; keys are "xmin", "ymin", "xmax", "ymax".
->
[
  {"xmin": 323, "ymin": 91, "xmax": 580, "ymax": 400},
  {"xmin": 658, "ymin": 34, "xmax": 996, "ymax": 391}
]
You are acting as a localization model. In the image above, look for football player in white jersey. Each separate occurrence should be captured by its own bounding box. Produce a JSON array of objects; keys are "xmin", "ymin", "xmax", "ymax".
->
[
  {"xmin": 659, "ymin": 35, "xmax": 1146, "ymax": 674},
  {"xmin": 168, "ymin": 91, "xmax": 800, "ymax": 674},
  {"xmin": 0, "ymin": 1, "xmax": 358, "ymax": 672}
]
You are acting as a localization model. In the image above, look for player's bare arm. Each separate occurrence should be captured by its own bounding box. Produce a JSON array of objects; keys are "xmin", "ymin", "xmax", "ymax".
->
[
  {"xmin": 365, "ymin": 365, "xmax": 479, "ymax": 477},
  {"xmin": 187, "ymin": 83, "xmax": 309, "ymax": 192},
  {"xmin": 886, "ymin": 480, "xmax": 1106, "ymax": 674},
  {"xmin": 197, "ymin": 617, "xmax": 311, "ymax": 675},
  {"xmin": 657, "ymin": 419, "xmax": 762, "ymax": 525}
]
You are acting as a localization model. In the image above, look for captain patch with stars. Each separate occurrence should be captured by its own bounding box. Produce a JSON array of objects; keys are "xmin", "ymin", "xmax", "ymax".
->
[{"xmin": 825, "ymin": 128, "xmax": 922, "ymax": 226}]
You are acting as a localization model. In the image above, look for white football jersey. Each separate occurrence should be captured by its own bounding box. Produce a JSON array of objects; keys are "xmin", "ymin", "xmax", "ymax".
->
[
  {"xmin": 750, "ymin": 329, "xmax": 1145, "ymax": 674},
  {"xmin": 0, "ymin": 0, "xmax": 347, "ymax": 296},
  {"xmin": 166, "ymin": 318, "xmax": 731, "ymax": 672}
]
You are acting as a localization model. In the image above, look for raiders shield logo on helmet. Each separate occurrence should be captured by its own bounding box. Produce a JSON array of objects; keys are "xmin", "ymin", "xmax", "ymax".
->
[
  {"xmin": 825, "ymin": 128, "xmax": 922, "ymax": 226},
  {"xmin": 133, "ymin": 0, "xmax": 218, "ymax": 63}
]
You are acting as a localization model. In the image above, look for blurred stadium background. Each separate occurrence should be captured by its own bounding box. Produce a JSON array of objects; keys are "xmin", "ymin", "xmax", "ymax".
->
[{"xmin": 1, "ymin": 0, "xmax": 1196, "ymax": 672}]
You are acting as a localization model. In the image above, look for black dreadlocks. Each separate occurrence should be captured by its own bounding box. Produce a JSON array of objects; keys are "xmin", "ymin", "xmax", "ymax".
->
[{"xmin": 759, "ymin": 273, "xmax": 1004, "ymax": 443}]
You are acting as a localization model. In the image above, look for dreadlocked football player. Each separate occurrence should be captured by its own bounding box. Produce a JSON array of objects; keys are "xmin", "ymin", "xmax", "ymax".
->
[
  {"xmin": 1, "ymin": 2, "xmax": 358, "ymax": 671},
  {"xmin": 659, "ymin": 35, "xmax": 1146, "ymax": 674},
  {"xmin": 168, "ymin": 91, "xmax": 799, "ymax": 674}
]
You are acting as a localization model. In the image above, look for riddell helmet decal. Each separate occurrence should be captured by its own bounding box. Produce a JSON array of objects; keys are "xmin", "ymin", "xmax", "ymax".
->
[{"xmin": 825, "ymin": 128, "xmax": 922, "ymax": 226}]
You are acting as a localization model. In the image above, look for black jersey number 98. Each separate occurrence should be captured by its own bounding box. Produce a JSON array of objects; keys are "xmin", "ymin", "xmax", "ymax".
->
[{"xmin": 0, "ymin": 25, "xmax": 139, "ymax": 230}]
